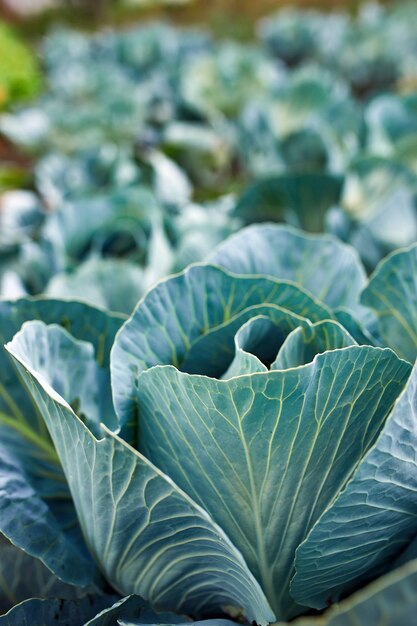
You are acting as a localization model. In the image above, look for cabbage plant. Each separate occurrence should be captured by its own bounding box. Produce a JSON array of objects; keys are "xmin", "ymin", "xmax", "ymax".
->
[
  {"xmin": 2, "ymin": 224, "xmax": 417, "ymax": 624},
  {"xmin": 1, "ymin": 5, "xmax": 417, "ymax": 293}
]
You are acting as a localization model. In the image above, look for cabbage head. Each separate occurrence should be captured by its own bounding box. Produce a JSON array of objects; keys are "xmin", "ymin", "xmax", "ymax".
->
[{"xmin": 3, "ymin": 225, "xmax": 417, "ymax": 625}]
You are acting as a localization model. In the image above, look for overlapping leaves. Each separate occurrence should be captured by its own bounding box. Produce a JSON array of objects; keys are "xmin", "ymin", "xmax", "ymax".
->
[
  {"xmin": 0, "ymin": 2, "xmax": 417, "ymax": 624},
  {"xmin": 3, "ymin": 224, "xmax": 417, "ymax": 626}
]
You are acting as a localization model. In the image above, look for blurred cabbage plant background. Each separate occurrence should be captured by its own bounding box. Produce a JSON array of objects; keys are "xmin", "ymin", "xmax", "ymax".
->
[{"xmin": 0, "ymin": 0, "xmax": 417, "ymax": 313}]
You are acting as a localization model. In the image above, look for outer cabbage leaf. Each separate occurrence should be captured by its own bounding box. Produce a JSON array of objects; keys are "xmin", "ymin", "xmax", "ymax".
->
[
  {"xmin": 0, "ymin": 594, "xmax": 118, "ymax": 626},
  {"xmin": 0, "ymin": 299, "xmax": 124, "ymax": 586},
  {"xmin": 84, "ymin": 595, "xmax": 185, "ymax": 626},
  {"xmin": 360, "ymin": 243, "xmax": 417, "ymax": 362},
  {"xmin": 0, "ymin": 441, "xmax": 98, "ymax": 590},
  {"xmin": 136, "ymin": 346, "xmax": 410, "ymax": 619},
  {"xmin": 209, "ymin": 224, "xmax": 366, "ymax": 310},
  {"xmin": 6, "ymin": 321, "xmax": 275, "ymax": 625},
  {"xmin": 0, "ymin": 536, "xmax": 87, "ymax": 614},
  {"xmin": 277, "ymin": 559, "xmax": 417, "ymax": 626},
  {"xmin": 292, "ymin": 358, "xmax": 417, "ymax": 608}
]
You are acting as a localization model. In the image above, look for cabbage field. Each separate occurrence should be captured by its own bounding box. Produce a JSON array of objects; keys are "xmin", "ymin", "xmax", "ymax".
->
[{"xmin": 1, "ymin": 2, "xmax": 417, "ymax": 624}]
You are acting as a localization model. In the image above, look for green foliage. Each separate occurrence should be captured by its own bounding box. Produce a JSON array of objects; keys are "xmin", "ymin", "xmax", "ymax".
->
[
  {"xmin": 2, "ymin": 225, "xmax": 417, "ymax": 624},
  {"xmin": 0, "ymin": 24, "xmax": 41, "ymax": 109},
  {"xmin": 1, "ymin": 4, "xmax": 417, "ymax": 624}
]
